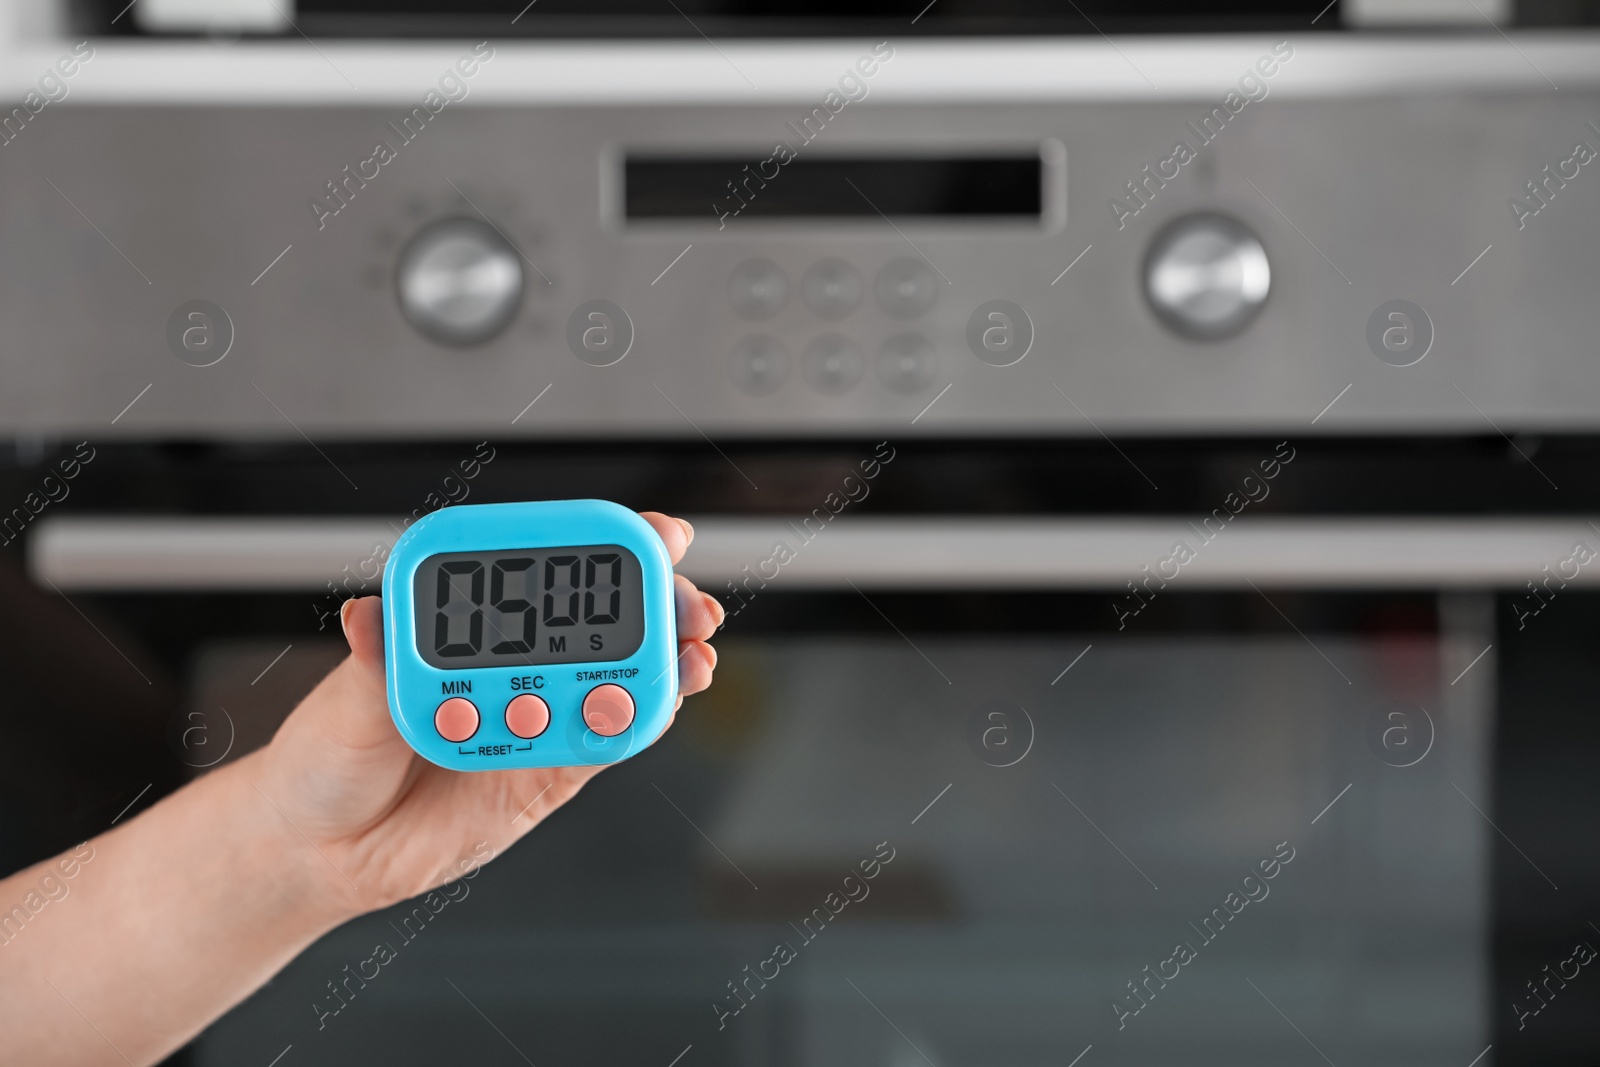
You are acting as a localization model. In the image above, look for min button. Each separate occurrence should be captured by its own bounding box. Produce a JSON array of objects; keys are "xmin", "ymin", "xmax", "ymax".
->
[{"xmin": 434, "ymin": 697, "xmax": 480, "ymax": 743}]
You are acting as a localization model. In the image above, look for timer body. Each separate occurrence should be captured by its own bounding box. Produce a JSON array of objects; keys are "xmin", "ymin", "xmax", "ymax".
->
[{"xmin": 382, "ymin": 500, "xmax": 678, "ymax": 771}]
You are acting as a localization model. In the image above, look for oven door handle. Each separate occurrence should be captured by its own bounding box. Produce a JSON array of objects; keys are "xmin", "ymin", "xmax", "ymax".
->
[{"xmin": 26, "ymin": 515, "xmax": 1600, "ymax": 590}]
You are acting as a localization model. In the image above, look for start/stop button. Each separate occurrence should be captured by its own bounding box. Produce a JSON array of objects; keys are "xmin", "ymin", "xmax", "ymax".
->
[{"xmin": 581, "ymin": 684, "xmax": 635, "ymax": 737}]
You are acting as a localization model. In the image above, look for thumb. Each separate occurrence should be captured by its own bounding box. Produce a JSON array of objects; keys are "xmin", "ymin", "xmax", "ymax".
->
[
  {"xmin": 282, "ymin": 595, "xmax": 404, "ymax": 753},
  {"xmin": 340, "ymin": 595, "xmax": 386, "ymax": 683},
  {"xmin": 259, "ymin": 595, "xmax": 415, "ymax": 841}
]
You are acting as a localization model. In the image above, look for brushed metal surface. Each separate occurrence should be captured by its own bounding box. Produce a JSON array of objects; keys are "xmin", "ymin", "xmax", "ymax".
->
[
  {"xmin": 4, "ymin": 37, "xmax": 1599, "ymax": 103},
  {"xmin": 30, "ymin": 515, "xmax": 1600, "ymax": 590},
  {"xmin": 3, "ymin": 88, "xmax": 1598, "ymax": 437}
]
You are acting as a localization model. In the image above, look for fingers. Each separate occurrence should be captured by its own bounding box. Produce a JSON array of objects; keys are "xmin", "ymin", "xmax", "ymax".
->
[
  {"xmin": 677, "ymin": 639, "xmax": 716, "ymax": 698},
  {"xmin": 669, "ymin": 560, "xmax": 719, "ymax": 704},
  {"xmin": 643, "ymin": 514, "xmax": 721, "ymax": 645},
  {"xmin": 648, "ymin": 523, "xmax": 717, "ymax": 707},
  {"xmin": 640, "ymin": 511, "xmax": 693, "ymax": 566},
  {"xmin": 674, "ymin": 573, "xmax": 724, "ymax": 642}
]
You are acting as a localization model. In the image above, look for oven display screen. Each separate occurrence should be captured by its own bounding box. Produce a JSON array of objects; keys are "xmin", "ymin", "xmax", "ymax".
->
[
  {"xmin": 412, "ymin": 545, "xmax": 645, "ymax": 669},
  {"xmin": 624, "ymin": 155, "xmax": 1044, "ymax": 221}
]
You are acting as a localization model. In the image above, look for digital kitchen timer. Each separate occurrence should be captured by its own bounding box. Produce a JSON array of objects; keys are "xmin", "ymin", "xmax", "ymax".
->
[{"xmin": 382, "ymin": 500, "xmax": 678, "ymax": 771}]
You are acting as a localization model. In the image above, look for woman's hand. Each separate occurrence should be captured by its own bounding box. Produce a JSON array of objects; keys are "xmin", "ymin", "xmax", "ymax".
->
[
  {"xmin": 0, "ymin": 511, "xmax": 719, "ymax": 1066},
  {"xmin": 253, "ymin": 511, "xmax": 721, "ymax": 916}
]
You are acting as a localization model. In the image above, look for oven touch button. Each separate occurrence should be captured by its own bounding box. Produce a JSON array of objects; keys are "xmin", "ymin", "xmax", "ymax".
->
[
  {"xmin": 802, "ymin": 258, "xmax": 863, "ymax": 320},
  {"xmin": 876, "ymin": 333, "xmax": 939, "ymax": 393},
  {"xmin": 802, "ymin": 334, "xmax": 865, "ymax": 395},
  {"xmin": 582, "ymin": 685, "xmax": 636, "ymax": 737},
  {"xmin": 729, "ymin": 335, "xmax": 790, "ymax": 395},
  {"xmin": 874, "ymin": 257, "xmax": 940, "ymax": 319},
  {"xmin": 728, "ymin": 259, "xmax": 788, "ymax": 320}
]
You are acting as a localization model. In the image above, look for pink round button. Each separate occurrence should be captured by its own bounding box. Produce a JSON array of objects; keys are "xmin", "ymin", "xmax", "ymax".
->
[
  {"xmin": 504, "ymin": 694, "xmax": 551, "ymax": 739},
  {"xmin": 582, "ymin": 684, "xmax": 635, "ymax": 737},
  {"xmin": 434, "ymin": 697, "xmax": 479, "ymax": 743}
]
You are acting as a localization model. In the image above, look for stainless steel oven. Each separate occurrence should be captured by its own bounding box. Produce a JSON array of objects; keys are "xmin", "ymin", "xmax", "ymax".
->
[{"xmin": 3, "ymin": 4, "xmax": 1600, "ymax": 1065}]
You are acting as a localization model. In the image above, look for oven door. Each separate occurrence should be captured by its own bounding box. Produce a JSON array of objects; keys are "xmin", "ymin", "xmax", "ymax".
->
[{"xmin": 10, "ymin": 440, "xmax": 1600, "ymax": 1067}]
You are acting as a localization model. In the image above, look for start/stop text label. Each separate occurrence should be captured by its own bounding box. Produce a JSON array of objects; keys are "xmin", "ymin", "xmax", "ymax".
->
[{"xmin": 576, "ymin": 667, "xmax": 639, "ymax": 682}]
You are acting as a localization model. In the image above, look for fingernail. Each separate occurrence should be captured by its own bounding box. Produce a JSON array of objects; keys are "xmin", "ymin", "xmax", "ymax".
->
[
  {"xmin": 677, "ymin": 518, "xmax": 695, "ymax": 546},
  {"xmin": 706, "ymin": 593, "xmax": 726, "ymax": 627},
  {"xmin": 340, "ymin": 598, "xmax": 355, "ymax": 640}
]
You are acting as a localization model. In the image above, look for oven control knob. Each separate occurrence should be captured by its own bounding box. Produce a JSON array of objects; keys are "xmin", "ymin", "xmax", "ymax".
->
[
  {"xmin": 396, "ymin": 217, "xmax": 523, "ymax": 346},
  {"xmin": 1142, "ymin": 213, "xmax": 1270, "ymax": 341}
]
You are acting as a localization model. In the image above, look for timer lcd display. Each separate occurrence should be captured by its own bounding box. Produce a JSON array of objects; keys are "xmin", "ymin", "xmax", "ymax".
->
[{"xmin": 412, "ymin": 544, "xmax": 645, "ymax": 669}]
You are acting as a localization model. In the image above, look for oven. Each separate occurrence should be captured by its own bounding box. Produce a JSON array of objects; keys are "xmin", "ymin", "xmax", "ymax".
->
[{"xmin": 3, "ymin": 8, "xmax": 1600, "ymax": 1066}]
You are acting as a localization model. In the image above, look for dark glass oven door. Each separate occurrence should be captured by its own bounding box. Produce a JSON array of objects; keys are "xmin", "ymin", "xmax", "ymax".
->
[{"xmin": 156, "ymin": 589, "xmax": 1491, "ymax": 1067}]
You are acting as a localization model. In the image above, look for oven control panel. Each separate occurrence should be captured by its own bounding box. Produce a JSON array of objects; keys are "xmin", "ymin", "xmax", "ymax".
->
[
  {"xmin": 381, "ymin": 499, "xmax": 677, "ymax": 771},
  {"xmin": 5, "ymin": 85, "xmax": 1600, "ymax": 436}
]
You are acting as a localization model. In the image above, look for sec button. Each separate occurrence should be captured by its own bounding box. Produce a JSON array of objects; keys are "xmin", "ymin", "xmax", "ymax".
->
[{"xmin": 505, "ymin": 694, "xmax": 551, "ymax": 739}]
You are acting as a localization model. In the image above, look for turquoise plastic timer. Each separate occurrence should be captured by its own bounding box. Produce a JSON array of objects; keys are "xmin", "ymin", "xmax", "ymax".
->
[{"xmin": 381, "ymin": 500, "xmax": 678, "ymax": 771}]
